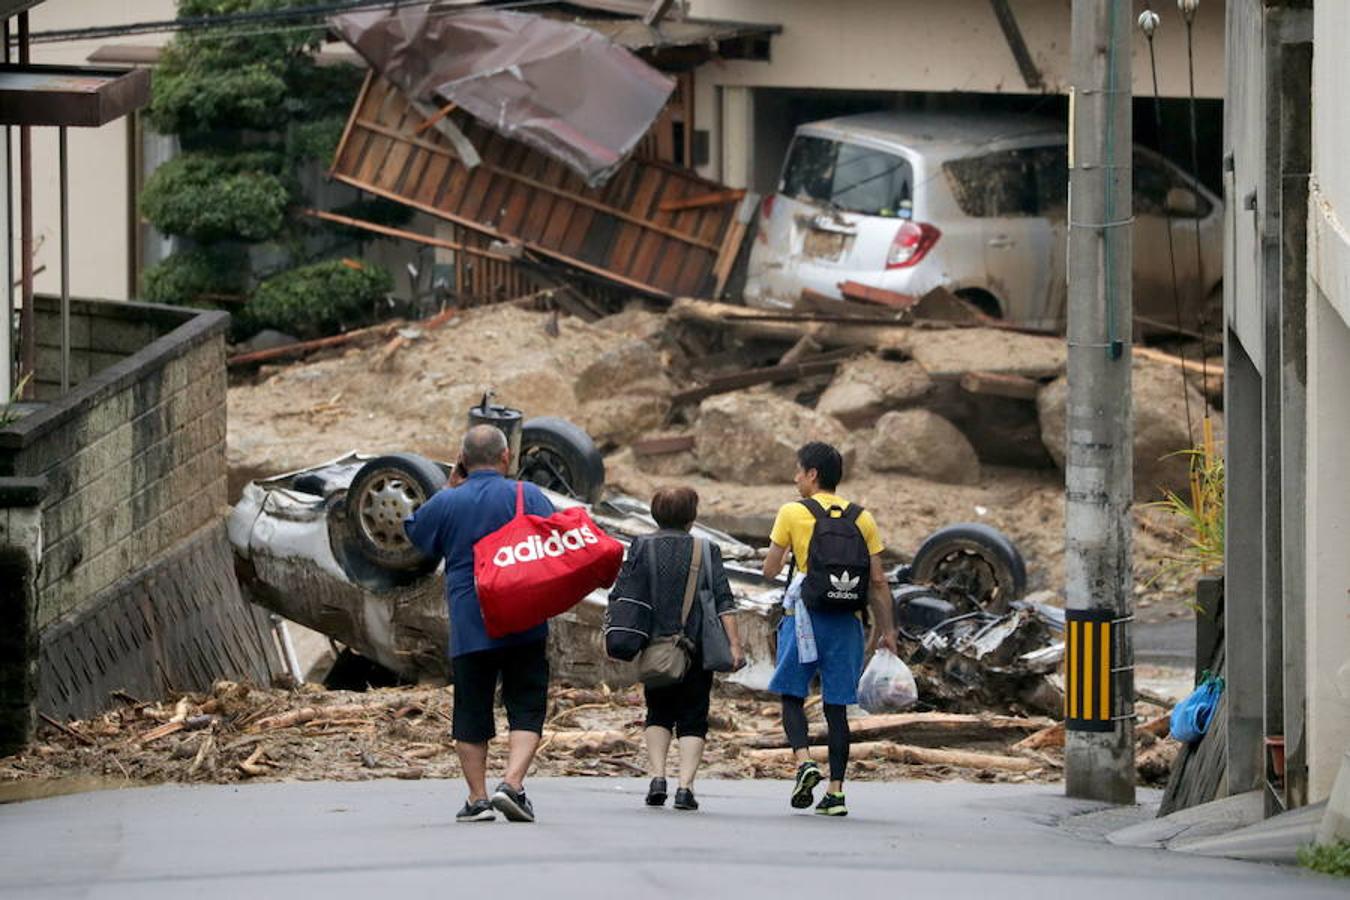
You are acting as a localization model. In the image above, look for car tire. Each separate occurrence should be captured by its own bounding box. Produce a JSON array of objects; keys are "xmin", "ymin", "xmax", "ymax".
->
[
  {"xmin": 341, "ymin": 452, "xmax": 447, "ymax": 573},
  {"xmin": 518, "ymin": 417, "xmax": 605, "ymax": 503},
  {"xmin": 910, "ymin": 523, "xmax": 1027, "ymax": 613}
]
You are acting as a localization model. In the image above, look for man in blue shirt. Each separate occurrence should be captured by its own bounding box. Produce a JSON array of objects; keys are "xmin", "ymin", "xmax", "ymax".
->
[{"xmin": 405, "ymin": 424, "xmax": 555, "ymax": 824}]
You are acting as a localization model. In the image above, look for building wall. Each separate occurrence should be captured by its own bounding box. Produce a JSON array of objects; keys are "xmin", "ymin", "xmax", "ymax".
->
[
  {"xmin": 21, "ymin": 0, "xmax": 176, "ymax": 301},
  {"xmin": 1306, "ymin": 0, "xmax": 1350, "ymax": 802},
  {"xmin": 690, "ymin": 0, "xmax": 1226, "ymax": 185}
]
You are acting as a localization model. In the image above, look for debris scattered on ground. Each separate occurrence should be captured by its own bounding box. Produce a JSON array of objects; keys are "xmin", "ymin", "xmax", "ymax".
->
[
  {"xmin": 2, "ymin": 679, "xmax": 1185, "ymax": 793},
  {"xmin": 227, "ymin": 301, "xmax": 1201, "ymax": 618}
]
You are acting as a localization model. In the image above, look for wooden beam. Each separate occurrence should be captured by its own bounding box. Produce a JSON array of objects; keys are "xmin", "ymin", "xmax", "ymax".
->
[
  {"xmin": 329, "ymin": 70, "xmax": 374, "ymax": 180},
  {"xmin": 632, "ymin": 434, "xmax": 696, "ymax": 456},
  {"xmin": 838, "ymin": 280, "xmax": 919, "ymax": 309},
  {"xmin": 413, "ymin": 99, "xmax": 458, "ymax": 135},
  {"xmin": 354, "ymin": 118, "xmax": 722, "ymax": 252},
  {"xmin": 331, "ymin": 172, "xmax": 675, "ymax": 299},
  {"xmin": 303, "ymin": 208, "xmax": 507, "ymax": 262},
  {"xmin": 227, "ymin": 321, "xmax": 405, "ymax": 368},
  {"xmin": 1135, "ymin": 345, "xmax": 1224, "ymax": 380},
  {"xmin": 671, "ymin": 351, "xmax": 854, "ymax": 406},
  {"xmin": 959, "ymin": 371, "xmax": 1042, "ymax": 401},
  {"xmin": 658, "ymin": 188, "xmax": 745, "ymax": 213},
  {"xmin": 748, "ymin": 741, "xmax": 1038, "ymax": 772},
  {"xmin": 988, "ymin": 0, "xmax": 1044, "ymax": 91}
]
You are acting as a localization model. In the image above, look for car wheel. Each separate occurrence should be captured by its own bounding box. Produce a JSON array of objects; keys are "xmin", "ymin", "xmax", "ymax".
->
[
  {"xmin": 342, "ymin": 452, "xmax": 447, "ymax": 572},
  {"xmin": 910, "ymin": 523, "xmax": 1027, "ymax": 613},
  {"xmin": 518, "ymin": 417, "xmax": 605, "ymax": 503}
]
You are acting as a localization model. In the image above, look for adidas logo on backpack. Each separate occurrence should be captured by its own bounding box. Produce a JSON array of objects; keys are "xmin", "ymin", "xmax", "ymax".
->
[
  {"xmin": 827, "ymin": 571, "xmax": 860, "ymax": 600},
  {"xmin": 798, "ymin": 499, "xmax": 871, "ymax": 613}
]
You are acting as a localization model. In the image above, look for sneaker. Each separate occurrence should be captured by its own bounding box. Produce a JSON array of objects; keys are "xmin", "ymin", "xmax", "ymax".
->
[
  {"xmin": 790, "ymin": 760, "xmax": 823, "ymax": 809},
  {"xmin": 673, "ymin": 787, "xmax": 699, "ymax": 811},
  {"xmin": 455, "ymin": 797, "xmax": 495, "ymax": 822},
  {"xmin": 490, "ymin": 782, "xmax": 536, "ymax": 823},
  {"xmin": 815, "ymin": 791, "xmax": 848, "ymax": 817},
  {"xmin": 645, "ymin": 777, "xmax": 668, "ymax": 807}
]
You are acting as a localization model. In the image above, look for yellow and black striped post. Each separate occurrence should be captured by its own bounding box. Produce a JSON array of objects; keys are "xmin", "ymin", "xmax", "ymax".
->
[{"xmin": 1065, "ymin": 608, "xmax": 1115, "ymax": 732}]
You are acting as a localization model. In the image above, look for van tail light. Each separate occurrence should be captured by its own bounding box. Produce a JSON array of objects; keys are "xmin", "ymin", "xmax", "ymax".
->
[
  {"xmin": 755, "ymin": 195, "xmax": 776, "ymax": 243},
  {"xmin": 886, "ymin": 221, "xmax": 941, "ymax": 269}
]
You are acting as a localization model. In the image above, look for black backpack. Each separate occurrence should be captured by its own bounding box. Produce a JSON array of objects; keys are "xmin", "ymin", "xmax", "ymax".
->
[{"xmin": 797, "ymin": 498, "xmax": 871, "ymax": 613}]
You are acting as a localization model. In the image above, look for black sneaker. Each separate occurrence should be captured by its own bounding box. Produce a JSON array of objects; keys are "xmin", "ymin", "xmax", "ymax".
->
[
  {"xmin": 673, "ymin": 787, "xmax": 699, "ymax": 811},
  {"xmin": 455, "ymin": 797, "xmax": 495, "ymax": 822},
  {"xmin": 815, "ymin": 791, "xmax": 848, "ymax": 817},
  {"xmin": 646, "ymin": 777, "xmax": 668, "ymax": 807},
  {"xmin": 790, "ymin": 760, "xmax": 823, "ymax": 809},
  {"xmin": 490, "ymin": 782, "xmax": 536, "ymax": 823}
]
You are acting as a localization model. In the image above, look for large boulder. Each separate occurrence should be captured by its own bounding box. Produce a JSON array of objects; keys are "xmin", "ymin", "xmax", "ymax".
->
[
  {"xmin": 574, "ymin": 340, "xmax": 668, "ymax": 402},
  {"xmin": 695, "ymin": 392, "xmax": 848, "ymax": 485},
  {"xmin": 496, "ymin": 367, "xmax": 577, "ymax": 418},
  {"xmin": 1037, "ymin": 358, "xmax": 1217, "ymax": 500},
  {"xmin": 866, "ymin": 409, "xmax": 981, "ymax": 485},
  {"xmin": 816, "ymin": 356, "xmax": 933, "ymax": 427},
  {"xmin": 580, "ymin": 393, "xmax": 671, "ymax": 447}
]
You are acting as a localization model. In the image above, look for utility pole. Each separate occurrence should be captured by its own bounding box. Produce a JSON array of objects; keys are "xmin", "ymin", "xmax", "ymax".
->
[{"xmin": 1064, "ymin": 0, "xmax": 1135, "ymax": 804}]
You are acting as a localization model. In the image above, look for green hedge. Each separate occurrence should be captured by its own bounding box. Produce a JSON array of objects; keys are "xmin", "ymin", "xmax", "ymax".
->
[
  {"xmin": 288, "ymin": 115, "xmax": 347, "ymax": 167},
  {"xmin": 142, "ymin": 245, "xmax": 248, "ymax": 307},
  {"xmin": 141, "ymin": 152, "xmax": 289, "ymax": 242},
  {"xmin": 241, "ymin": 259, "xmax": 393, "ymax": 339}
]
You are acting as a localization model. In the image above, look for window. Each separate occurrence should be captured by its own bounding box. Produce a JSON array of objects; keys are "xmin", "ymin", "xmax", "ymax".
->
[
  {"xmin": 944, "ymin": 146, "xmax": 1065, "ymax": 218},
  {"xmin": 780, "ymin": 136, "xmax": 914, "ymax": 217}
]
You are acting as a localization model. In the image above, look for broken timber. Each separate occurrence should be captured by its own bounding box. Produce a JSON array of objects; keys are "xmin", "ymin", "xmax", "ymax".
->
[
  {"xmin": 747, "ymin": 712, "xmax": 1053, "ymax": 750},
  {"xmin": 671, "ymin": 350, "xmax": 855, "ymax": 406},
  {"xmin": 331, "ymin": 73, "xmax": 751, "ymax": 299},
  {"xmin": 748, "ymin": 742, "xmax": 1038, "ymax": 773}
]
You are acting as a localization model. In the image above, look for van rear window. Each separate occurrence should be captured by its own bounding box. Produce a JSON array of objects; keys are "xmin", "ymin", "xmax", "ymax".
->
[{"xmin": 780, "ymin": 136, "xmax": 913, "ymax": 217}]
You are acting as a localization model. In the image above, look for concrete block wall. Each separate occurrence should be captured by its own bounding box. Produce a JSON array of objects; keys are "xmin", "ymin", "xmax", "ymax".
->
[
  {"xmin": 0, "ymin": 299, "xmax": 228, "ymax": 630},
  {"xmin": 31, "ymin": 296, "xmax": 165, "ymax": 400}
]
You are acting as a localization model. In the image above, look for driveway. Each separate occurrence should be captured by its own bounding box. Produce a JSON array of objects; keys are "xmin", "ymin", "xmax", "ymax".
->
[{"xmin": 0, "ymin": 778, "xmax": 1341, "ymax": 899}]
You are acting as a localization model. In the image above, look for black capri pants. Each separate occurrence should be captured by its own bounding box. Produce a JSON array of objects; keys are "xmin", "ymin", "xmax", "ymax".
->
[
  {"xmin": 451, "ymin": 640, "xmax": 549, "ymax": 743},
  {"xmin": 644, "ymin": 662, "xmax": 714, "ymax": 739}
]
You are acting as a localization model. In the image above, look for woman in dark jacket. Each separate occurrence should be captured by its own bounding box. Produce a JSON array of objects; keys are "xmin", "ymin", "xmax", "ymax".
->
[{"xmin": 613, "ymin": 487, "xmax": 743, "ymax": 811}]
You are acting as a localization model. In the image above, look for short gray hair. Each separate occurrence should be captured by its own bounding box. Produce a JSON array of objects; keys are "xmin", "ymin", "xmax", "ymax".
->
[{"xmin": 461, "ymin": 424, "xmax": 508, "ymax": 469}]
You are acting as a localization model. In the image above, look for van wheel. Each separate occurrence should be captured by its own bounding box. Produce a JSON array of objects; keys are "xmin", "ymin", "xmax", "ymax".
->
[
  {"xmin": 910, "ymin": 523, "xmax": 1026, "ymax": 613},
  {"xmin": 519, "ymin": 417, "xmax": 605, "ymax": 503}
]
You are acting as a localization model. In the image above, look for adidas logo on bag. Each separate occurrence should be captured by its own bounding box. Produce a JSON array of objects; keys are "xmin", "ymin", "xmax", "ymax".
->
[
  {"xmin": 492, "ymin": 526, "xmax": 600, "ymax": 567},
  {"xmin": 827, "ymin": 570, "xmax": 860, "ymax": 600}
]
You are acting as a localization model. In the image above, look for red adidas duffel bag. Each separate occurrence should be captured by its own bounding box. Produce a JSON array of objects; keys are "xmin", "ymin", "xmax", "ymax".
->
[{"xmin": 474, "ymin": 483, "xmax": 624, "ymax": 639}]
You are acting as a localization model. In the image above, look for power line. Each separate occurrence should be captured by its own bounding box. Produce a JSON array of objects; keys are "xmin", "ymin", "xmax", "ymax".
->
[
  {"xmin": 22, "ymin": 0, "xmax": 396, "ymax": 44},
  {"xmin": 20, "ymin": 0, "xmax": 552, "ymax": 46}
]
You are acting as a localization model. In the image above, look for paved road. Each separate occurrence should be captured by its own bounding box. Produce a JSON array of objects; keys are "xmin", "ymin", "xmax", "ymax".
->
[{"xmin": 1, "ymin": 778, "xmax": 1342, "ymax": 899}]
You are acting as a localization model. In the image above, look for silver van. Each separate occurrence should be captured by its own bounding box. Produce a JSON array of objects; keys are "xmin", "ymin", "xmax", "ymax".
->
[{"xmin": 744, "ymin": 111, "xmax": 1223, "ymax": 333}]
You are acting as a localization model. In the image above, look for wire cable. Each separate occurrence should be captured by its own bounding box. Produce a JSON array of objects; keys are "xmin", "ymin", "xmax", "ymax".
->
[
  {"xmin": 20, "ymin": 0, "xmax": 553, "ymax": 45},
  {"xmin": 1140, "ymin": 8, "xmax": 1196, "ymax": 447},
  {"xmin": 1182, "ymin": 3, "xmax": 1213, "ymax": 414}
]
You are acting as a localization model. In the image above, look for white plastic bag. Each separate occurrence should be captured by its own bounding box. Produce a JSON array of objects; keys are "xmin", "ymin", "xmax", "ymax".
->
[{"xmin": 857, "ymin": 649, "xmax": 918, "ymax": 714}]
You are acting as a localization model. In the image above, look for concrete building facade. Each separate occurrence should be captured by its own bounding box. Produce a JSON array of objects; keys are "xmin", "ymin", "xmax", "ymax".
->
[{"xmin": 1223, "ymin": 0, "xmax": 1348, "ymax": 813}]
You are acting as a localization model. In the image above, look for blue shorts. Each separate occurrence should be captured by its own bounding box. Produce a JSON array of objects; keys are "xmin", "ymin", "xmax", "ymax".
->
[{"xmin": 768, "ymin": 609, "xmax": 864, "ymax": 706}]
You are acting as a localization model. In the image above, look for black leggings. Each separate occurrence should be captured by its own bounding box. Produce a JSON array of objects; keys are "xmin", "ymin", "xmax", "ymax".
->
[{"xmin": 782, "ymin": 696, "xmax": 849, "ymax": 784}]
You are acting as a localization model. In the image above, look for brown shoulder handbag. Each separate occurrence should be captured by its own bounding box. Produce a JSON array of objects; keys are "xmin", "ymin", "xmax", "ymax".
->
[{"xmin": 636, "ymin": 538, "xmax": 702, "ymax": 688}]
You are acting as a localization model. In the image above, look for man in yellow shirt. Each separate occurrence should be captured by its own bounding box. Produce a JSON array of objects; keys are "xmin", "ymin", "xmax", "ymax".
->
[{"xmin": 762, "ymin": 442, "xmax": 896, "ymax": 817}]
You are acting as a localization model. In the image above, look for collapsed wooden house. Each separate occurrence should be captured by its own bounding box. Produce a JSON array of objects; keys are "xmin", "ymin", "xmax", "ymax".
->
[{"xmin": 325, "ymin": 5, "xmax": 773, "ymax": 310}]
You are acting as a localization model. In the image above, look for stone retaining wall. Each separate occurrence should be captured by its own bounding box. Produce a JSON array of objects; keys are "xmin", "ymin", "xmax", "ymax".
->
[{"xmin": 0, "ymin": 297, "xmax": 278, "ymax": 751}]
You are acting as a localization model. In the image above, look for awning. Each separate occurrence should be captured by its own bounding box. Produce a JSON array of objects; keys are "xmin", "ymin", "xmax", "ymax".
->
[
  {"xmin": 0, "ymin": 63, "xmax": 150, "ymax": 127},
  {"xmin": 331, "ymin": 7, "xmax": 675, "ymax": 187}
]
